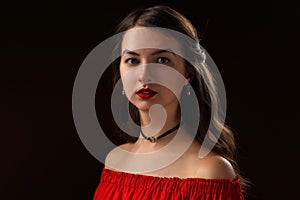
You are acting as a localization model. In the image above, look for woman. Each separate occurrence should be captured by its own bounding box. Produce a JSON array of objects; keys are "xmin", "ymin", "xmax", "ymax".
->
[{"xmin": 94, "ymin": 5, "xmax": 247, "ymax": 200}]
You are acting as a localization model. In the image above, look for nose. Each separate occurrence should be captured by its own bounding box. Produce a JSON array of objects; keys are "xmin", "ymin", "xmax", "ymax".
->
[{"xmin": 138, "ymin": 64, "xmax": 152, "ymax": 84}]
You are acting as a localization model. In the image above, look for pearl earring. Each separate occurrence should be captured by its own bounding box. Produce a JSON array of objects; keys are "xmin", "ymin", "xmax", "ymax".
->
[{"xmin": 186, "ymin": 85, "xmax": 191, "ymax": 96}]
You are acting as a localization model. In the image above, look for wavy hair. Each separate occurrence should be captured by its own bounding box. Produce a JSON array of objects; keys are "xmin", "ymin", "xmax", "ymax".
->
[{"xmin": 109, "ymin": 5, "xmax": 249, "ymax": 193}]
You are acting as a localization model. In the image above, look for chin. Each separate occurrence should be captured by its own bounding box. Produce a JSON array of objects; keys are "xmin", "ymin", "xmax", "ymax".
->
[{"xmin": 135, "ymin": 102, "xmax": 153, "ymax": 112}]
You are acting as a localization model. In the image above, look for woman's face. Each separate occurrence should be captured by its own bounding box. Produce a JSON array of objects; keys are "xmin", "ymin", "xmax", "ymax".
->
[{"xmin": 119, "ymin": 27, "xmax": 189, "ymax": 113}]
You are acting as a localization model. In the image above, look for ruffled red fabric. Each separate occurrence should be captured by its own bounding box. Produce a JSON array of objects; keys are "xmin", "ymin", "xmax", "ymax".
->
[{"xmin": 93, "ymin": 168, "xmax": 244, "ymax": 200}]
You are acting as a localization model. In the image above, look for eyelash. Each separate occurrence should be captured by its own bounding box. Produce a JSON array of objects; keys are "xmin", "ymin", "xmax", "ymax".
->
[
  {"xmin": 124, "ymin": 57, "xmax": 170, "ymax": 65},
  {"xmin": 157, "ymin": 57, "xmax": 169, "ymax": 64},
  {"xmin": 124, "ymin": 58, "xmax": 139, "ymax": 65}
]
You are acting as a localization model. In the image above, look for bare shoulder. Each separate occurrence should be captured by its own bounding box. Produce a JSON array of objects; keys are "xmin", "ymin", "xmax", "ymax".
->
[
  {"xmin": 192, "ymin": 153, "xmax": 236, "ymax": 180},
  {"xmin": 104, "ymin": 143, "xmax": 133, "ymax": 170}
]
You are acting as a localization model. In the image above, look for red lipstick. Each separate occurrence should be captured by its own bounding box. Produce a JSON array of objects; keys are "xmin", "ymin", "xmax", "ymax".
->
[{"xmin": 136, "ymin": 88, "xmax": 157, "ymax": 99}]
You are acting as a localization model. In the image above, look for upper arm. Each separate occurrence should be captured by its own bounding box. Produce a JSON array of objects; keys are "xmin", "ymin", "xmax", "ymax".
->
[
  {"xmin": 195, "ymin": 155, "xmax": 236, "ymax": 180},
  {"xmin": 104, "ymin": 143, "xmax": 132, "ymax": 170},
  {"xmin": 104, "ymin": 148, "xmax": 114, "ymax": 170}
]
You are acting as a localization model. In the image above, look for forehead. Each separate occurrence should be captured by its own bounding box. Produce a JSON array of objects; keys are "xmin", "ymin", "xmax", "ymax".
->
[{"xmin": 121, "ymin": 27, "xmax": 182, "ymax": 55}]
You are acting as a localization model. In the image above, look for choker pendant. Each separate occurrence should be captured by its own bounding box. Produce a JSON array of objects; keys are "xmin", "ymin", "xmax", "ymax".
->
[{"xmin": 140, "ymin": 122, "xmax": 181, "ymax": 143}]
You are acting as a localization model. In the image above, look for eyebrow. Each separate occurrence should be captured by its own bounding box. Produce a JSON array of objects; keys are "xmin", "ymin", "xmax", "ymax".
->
[{"xmin": 121, "ymin": 49, "xmax": 176, "ymax": 57}]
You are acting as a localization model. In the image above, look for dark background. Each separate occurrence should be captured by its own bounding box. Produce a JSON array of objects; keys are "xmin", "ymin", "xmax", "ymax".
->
[{"xmin": 1, "ymin": 0, "xmax": 299, "ymax": 199}]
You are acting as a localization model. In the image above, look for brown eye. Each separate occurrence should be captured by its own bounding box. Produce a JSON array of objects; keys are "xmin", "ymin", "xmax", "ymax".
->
[
  {"xmin": 157, "ymin": 57, "xmax": 169, "ymax": 64},
  {"xmin": 125, "ymin": 58, "xmax": 139, "ymax": 65}
]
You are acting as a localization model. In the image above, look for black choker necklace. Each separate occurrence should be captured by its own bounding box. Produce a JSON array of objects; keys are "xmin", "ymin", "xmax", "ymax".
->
[{"xmin": 140, "ymin": 123, "xmax": 181, "ymax": 143}]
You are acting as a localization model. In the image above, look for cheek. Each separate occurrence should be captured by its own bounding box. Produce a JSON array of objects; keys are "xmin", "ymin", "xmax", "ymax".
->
[
  {"xmin": 119, "ymin": 64, "xmax": 126, "ymax": 77},
  {"xmin": 119, "ymin": 67, "xmax": 139, "ymax": 99},
  {"xmin": 172, "ymin": 59, "xmax": 186, "ymax": 77},
  {"xmin": 179, "ymin": 68, "xmax": 186, "ymax": 78}
]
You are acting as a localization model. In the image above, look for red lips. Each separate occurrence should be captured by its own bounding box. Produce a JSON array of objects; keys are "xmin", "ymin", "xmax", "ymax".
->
[{"xmin": 136, "ymin": 88, "xmax": 157, "ymax": 99}]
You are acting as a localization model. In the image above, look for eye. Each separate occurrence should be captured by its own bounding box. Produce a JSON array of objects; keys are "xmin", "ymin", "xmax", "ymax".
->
[
  {"xmin": 157, "ymin": 57, "xmax": 169, "ymax": 64},
  {"xmin": 125, "ymin": 58, "xmax": 139, "ymax": 65}
]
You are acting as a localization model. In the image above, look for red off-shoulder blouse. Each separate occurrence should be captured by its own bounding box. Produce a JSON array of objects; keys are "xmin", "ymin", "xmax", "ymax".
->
[{"xmin": 93, "ymin": 168, "xmax": 244, "ymax": 200}]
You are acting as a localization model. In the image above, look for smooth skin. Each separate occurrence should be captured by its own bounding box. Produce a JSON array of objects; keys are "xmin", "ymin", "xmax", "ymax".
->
[{"xmin": 105, "ymin": 27, "xmax": 236, "ymax": 180}]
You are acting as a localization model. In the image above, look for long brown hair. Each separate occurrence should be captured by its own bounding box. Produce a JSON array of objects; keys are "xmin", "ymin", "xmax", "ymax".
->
[{"xmin": 110, "ymin": 5, "xmax": 249, "ymax": 193}]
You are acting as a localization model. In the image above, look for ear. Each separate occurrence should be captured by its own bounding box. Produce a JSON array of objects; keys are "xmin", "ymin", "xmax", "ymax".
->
[
  {"xmin": 185, "ymin": 74, "xmax": 193, "ymax": 84},
  {"xmin": 184, "ymin": 64, "xmax": 195, "ymax": 83},
  {"xmin": 187, "ymin": 77, "xmax": 192, "ymax": 83}
]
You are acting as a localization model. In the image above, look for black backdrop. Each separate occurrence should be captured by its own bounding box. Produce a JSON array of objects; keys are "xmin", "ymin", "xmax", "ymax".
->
[{"xmin": 1, "ymin": 1, "xmax": 299, "ymax": 199}]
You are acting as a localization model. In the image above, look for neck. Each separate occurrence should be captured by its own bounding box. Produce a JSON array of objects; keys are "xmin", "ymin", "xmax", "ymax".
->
[{"xmin": 138, "ymin": 106, "xmax": 181, "ymax": 144}]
